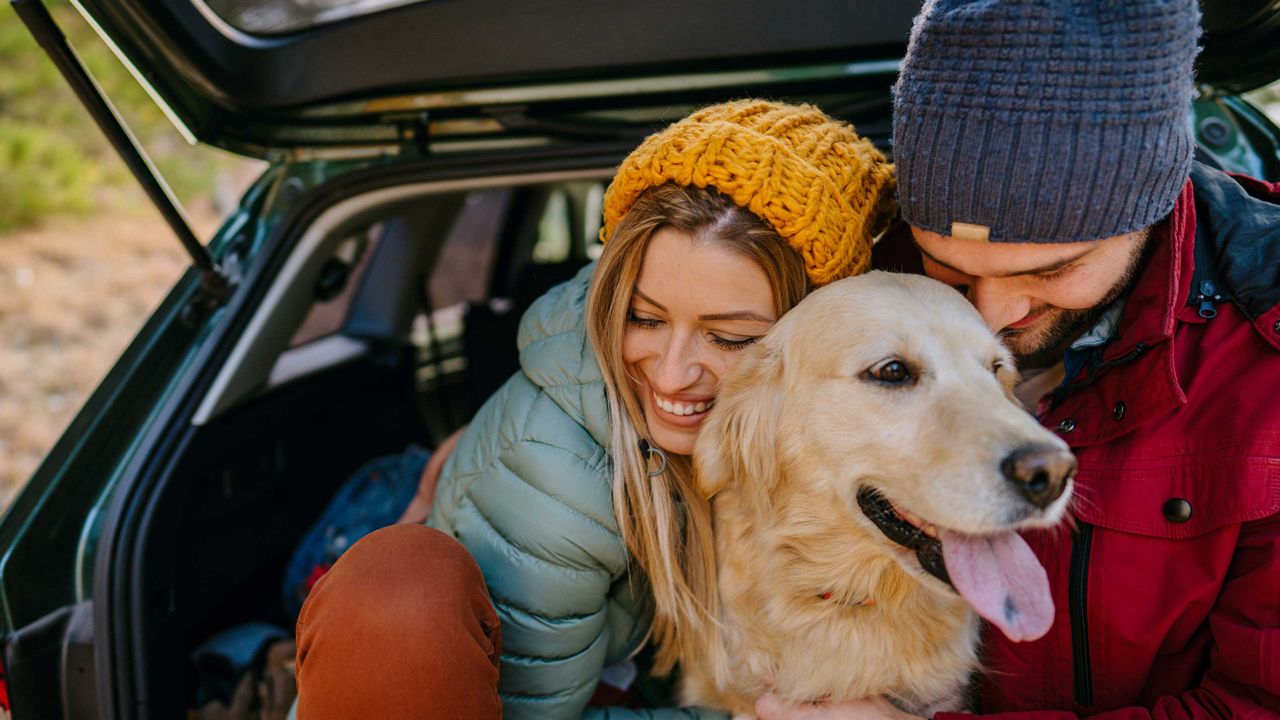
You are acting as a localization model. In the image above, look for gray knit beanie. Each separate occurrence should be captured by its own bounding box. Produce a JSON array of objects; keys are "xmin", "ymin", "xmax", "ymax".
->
[{"xmin": 892, "ymin": 0, "xmax": 1201, "ymax": 244}]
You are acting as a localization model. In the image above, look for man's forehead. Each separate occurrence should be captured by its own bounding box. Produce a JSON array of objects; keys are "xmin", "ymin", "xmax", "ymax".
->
[{"xmin": 909, "ymin": 225, "xmax": 1101, "ymax": 277}]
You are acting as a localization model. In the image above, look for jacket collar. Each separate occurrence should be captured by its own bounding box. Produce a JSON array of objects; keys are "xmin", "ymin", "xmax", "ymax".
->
[
  {"xmin": 1036, "ymin": 180, "xmax": 1196, "ymax": 448},
  {"xmin": 1181, "ymin": 164, "xmax": 1280, "ymax": 352},
  {"xmin": 1105, "ymin": 180, "xmax": 1195, "ymax": 365},
  {"xmin": 1042, "ymin": 165, "xmax": 1280, "ymax": 447}
]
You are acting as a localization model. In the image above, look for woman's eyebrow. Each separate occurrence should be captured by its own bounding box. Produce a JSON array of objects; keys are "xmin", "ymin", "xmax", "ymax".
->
[
  {"xmin": 698, "ymin": 311, "xmax": 775, "ymax": 322},
  {"xmin": 913, "ymin": 239, "xmax": 1092, "ymax": 277},
  {"xmin": 633, "ymin": 287, "xmax": 666, "ymax": 310},
  {"xmin": 634, "ymin": 288, "xmax": 773, "ymax": 323}
]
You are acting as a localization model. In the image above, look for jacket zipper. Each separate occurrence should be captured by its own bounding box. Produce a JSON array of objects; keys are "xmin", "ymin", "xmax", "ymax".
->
[
  {"xmin": 1193, "ymin": 279, "xmax": 1223, "ymax": 319},
  {"xmin": 1187, "ymin": 193, "xmax": 1229, "ymax": 320},
  {"xmin": 1069, "ymin": 522, "xmax": 1094, "ymax": 707}
]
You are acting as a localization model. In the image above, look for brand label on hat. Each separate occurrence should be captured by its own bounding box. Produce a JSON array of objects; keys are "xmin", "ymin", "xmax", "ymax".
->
[{"xmin": 951, "ymin": 222, "xmax": 990, "ymax": 243}]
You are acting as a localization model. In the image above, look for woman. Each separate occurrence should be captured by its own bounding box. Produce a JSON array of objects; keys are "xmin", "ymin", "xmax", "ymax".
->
[{"xmin": 294, "ymin": 100, "xmax": 895, "ymax": 719}]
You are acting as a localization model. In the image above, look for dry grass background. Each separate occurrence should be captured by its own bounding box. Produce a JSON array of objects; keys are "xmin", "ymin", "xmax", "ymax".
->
[
  {"xmin": 0, "ymin": 0, "xmax": 262, "ymax": 510},
  {"xmin": 0, "ymin": 204, "xmax": 221, "ymax": 507}
]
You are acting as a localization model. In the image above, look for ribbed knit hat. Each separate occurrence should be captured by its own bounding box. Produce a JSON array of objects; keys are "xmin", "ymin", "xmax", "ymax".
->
[
  {"xmin": 893, "ymin": 0, "xmax": 1201, "ymax": 244},
  {"xmin": 602, "ymin": 100, "xmax": 896, "ymax": 286}
]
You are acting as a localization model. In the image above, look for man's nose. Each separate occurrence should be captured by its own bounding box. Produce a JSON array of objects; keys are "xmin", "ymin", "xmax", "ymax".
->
[{"xmin": 967, "ymin": 278, "xmax": 1031, "ymax": 333}]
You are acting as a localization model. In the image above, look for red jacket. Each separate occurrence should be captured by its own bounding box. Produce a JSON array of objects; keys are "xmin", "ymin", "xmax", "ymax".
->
[{"xmin": 880, "ymin": 164, "xmax": 1280, "ymax": 719}]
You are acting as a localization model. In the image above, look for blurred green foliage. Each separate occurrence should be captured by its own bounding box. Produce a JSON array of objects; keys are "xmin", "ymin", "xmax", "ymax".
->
[
  {"xmin": 0, "ymin": 1, "xmax": 242, "ymax": 231},
  {"xmin": 0, "ymin": 120, "xmax": 101, "ymax": 228}
]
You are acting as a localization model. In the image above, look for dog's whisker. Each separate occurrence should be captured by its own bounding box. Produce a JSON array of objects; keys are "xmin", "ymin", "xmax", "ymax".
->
[
  {"xmin": 1067, "ymin": 488, "xmax": 1101, "ymax": 516},
  {"xmin": 1061, "ymin": 513, "xmax": 1079, "ymax": 533}
]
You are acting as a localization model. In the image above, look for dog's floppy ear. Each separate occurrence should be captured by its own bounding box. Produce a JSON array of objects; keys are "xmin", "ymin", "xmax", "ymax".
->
[{"xmin": 694, "ymin": 337, "xmax": 785, "ymax": 500}]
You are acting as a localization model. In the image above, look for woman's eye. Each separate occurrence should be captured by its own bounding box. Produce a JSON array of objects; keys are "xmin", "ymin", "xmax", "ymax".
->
[
  {"xmin": 867, "ymin": 359, "xmax": 914, "ymax": 384},
  {"xmin": 708, "ymin": 334, "xmax": 760, "ymax": 351},
  {"xmin": 627, "ymin": 310, "xmax": 662, "ymax": 329}
]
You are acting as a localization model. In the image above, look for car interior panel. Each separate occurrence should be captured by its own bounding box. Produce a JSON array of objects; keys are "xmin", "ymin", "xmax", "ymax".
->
[{"xmin": 119, "ymin": 175, "xmax": 606, "ymax": 714}]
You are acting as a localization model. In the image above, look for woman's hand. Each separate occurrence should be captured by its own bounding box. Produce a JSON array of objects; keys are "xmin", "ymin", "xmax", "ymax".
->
[
  {"xmin": 755, "ymin": 693, "xmax": 925, "ymax": 720},
  {"xmin": 397, "ymin": 425, "xmax": 467, "ymax": 524}
]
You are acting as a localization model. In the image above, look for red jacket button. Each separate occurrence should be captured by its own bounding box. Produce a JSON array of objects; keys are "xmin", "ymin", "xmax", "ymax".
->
[{"xmin": 1163, "ymin": 498, "xmax": 1193, "ymax": 523}]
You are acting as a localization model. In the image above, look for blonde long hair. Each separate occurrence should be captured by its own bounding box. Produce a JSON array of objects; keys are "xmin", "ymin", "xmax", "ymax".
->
[{"xmin": 586, "ymin": 183, "xmax": 809, "ymax": 674}]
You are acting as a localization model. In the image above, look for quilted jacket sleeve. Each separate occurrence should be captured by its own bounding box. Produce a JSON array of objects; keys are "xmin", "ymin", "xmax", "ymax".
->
[{"xmin": 428, "ymin": 372, "xmax": 727, "ymax": 720}]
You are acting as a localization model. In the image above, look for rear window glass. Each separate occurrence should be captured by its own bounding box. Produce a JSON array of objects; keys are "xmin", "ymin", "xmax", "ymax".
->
[{"xmin": 200, "ymin": 0, "xmax": 427, "ymax": 35}]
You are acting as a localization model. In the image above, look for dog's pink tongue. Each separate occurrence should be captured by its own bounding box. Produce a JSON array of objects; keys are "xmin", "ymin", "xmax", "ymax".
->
[{"xmin": 940, "ymin": 529, "xmax": 1054, "ymax": 642}]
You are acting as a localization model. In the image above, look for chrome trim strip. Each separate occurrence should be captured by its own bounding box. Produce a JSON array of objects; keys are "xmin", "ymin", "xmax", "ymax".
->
[
  {"xmin": 191, "ymin": 0, "xmax": 427, "ymax": 38},
  {"xmin": 306, "ymin": 59, "xmax": 902, "ymax": 117},
  {"xmin": 70, "ymin": 0, "xmax": 199, "ymax": 144}
]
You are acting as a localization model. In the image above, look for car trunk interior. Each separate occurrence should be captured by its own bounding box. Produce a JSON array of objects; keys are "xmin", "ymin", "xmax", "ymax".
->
[{"xmin": 120, "ymin": 167, "xmax": 611, "ymax": 716}]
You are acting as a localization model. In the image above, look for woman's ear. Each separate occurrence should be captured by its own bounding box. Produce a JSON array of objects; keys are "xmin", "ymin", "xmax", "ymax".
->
[{"xmin": 694, "ymin": 337, "xmax": 785, "ymax": 500}]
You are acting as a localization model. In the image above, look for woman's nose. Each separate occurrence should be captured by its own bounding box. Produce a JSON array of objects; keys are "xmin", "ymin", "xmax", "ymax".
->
[
  {"xmin": 651, "ymin": 333, "xmax": 703, "ymax": 391},
  {"xmin": 967, "ymin": 278, "xmax": 1033, "ymax": 333}
]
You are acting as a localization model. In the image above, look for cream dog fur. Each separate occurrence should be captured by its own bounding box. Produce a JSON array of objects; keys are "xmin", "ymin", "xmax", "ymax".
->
[{"xmin": 683, "ymin": 272, "xmax": 1076, "ymax": 717}]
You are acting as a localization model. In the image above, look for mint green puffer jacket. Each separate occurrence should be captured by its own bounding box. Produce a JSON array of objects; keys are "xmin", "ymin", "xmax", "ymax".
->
[{"xmin": 428, "ymin": 264, "xmax": 723, "ymax": 720}]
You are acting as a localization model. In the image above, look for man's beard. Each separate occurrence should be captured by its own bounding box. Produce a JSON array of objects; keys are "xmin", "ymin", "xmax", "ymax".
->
[{"xmin": 1001, "ymin": 235, "xmax": 1151, "ymax": 370}]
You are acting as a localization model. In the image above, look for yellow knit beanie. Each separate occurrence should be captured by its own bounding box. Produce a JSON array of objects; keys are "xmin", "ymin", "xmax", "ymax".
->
[{"xmin": 601, "ymin": 99, "xmax": 896, "ymax": 286}]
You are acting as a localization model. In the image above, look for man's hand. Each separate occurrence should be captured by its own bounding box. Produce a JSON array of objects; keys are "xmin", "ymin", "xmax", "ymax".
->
[
  {"xmin": 755, "ymin": 693, "xmax": 925, "ymax": 720},
  {"xmin": 397, "ymin": 425, "xmax": 467, "ymax": 524}
]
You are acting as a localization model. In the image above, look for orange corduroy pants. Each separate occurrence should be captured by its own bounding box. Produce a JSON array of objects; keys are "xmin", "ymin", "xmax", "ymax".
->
[{"xmin": 295, "ymin": 524, "xmax": 502, "ymax": 718}]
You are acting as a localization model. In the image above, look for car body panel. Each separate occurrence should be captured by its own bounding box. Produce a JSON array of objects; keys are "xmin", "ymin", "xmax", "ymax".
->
[
  {"xmin": 1199, "ymin": 0, "xmax": 1280, "ymax": 94},
  {"xmin": 0, "ymin": 164, "xmax": 283, "ymax": 627},
  {"xmin": 1195, "ymin": 96, "xmax": 1280, "ymax": 180}
]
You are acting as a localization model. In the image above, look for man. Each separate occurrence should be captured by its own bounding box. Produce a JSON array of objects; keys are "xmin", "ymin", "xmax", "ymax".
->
[{"xmin": 759, "ymin": 1, "xmax": 1280, "ymax": 718}]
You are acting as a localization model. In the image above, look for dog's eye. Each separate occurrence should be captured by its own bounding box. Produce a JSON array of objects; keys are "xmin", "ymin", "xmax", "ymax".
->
[{"xmin": 867, "ymin": 359, "xmax": 914, "ymax": 385}]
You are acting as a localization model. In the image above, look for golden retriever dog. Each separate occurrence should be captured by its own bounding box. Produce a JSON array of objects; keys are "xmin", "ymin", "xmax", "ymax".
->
[{"xmin": 684, "ymin": 272, "xmax": 1076, "ymax": 717}]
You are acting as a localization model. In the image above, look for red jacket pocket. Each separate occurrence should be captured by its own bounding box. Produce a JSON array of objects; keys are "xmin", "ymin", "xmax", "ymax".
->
[{"xmin": 1072, "ymin": 451, "xmax": 1280, "ymax": 539}]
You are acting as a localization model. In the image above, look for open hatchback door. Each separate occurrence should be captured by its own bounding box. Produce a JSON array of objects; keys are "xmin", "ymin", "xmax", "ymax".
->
[
  {"xmin": 21, "ymin": 0, "xmax": 1280, "ymax": 158},
  {"xmin": 39, "ymin": 0, "xmax": 927, "ymax": 157}
]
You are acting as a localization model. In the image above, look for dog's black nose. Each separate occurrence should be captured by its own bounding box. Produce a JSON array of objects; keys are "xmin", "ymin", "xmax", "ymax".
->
[{"xmin": 1001, "ymin": 445, "xmax": 1076, "ymax": 509}]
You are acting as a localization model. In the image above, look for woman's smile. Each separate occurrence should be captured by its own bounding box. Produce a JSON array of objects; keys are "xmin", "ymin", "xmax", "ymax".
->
[
  {"xmin": 646, "ymin": 387, "xmax": 715, "ymax": 429},
  {"xmin": 651, "ymin": 390, "xmax": 713, "ymax": 417}
]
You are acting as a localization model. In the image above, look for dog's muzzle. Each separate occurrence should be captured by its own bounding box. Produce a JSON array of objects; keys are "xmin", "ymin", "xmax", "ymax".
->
[{"xmin": 856, "ymin": 487, "xmax": 952, "ymax": 588}]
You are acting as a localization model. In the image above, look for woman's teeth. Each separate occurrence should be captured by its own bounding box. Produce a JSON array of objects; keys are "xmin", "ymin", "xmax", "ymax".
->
[{"xmin": 655, "ymin": 395, "xmax": 712, "ymax": 416}]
